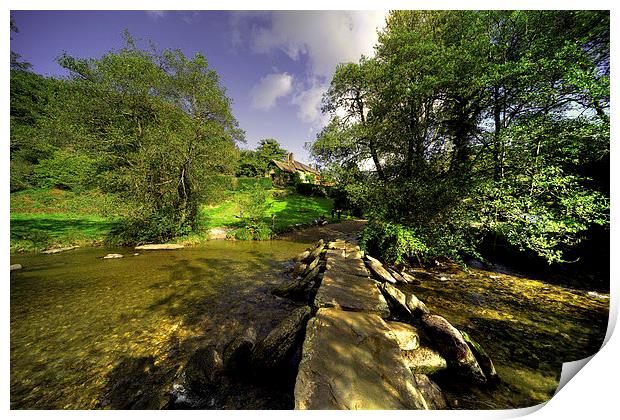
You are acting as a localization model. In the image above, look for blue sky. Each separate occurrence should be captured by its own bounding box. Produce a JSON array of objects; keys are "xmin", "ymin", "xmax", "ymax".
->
[{"xmin": 10, "ymin": 10, "xmax": 387, "ymax": 163}]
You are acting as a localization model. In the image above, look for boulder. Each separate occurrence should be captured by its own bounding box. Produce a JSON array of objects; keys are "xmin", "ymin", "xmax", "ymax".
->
[
  {"xmin": 294, "ymin": 250, "xmax": 311, "ymax": 262},
  {"xmin": 366, "ymin": 259, "xmax": 397, "ymax": 284},
  {"xmin": 325, "ymin": 248, "xmax": 345, "ymax": 259},
  {"xmin": 301, "ymin": 256, "xmax": 321, "ymax": 277},
  {"xmin": 460, "ymin": 330, "xmax": 499, "ymax": 384},
  {"xmin": 252, "ymin": 306, "xmax": 312, "ymax": 372},
  {"xmin": 291, "ymin": 262, "xmax": 307, "ymax": 278},
  {"xmin": 294, "ymin": 308, "xmax": 428, "ymax": 409},
  {"xmin": 103, "ymin": 253, "xmax": 124, "ymax": 259},
  {"xmin": 327, "ymin": 239, "xmax": 347, "ymax": 250},
  {"xmin": 10, "ymin": 264, "xmax": 23, "ymax": 271},
  {"xmin": 388, "ymin": 268, "xmax": 407, "ymax": 284},
  {"xmin": 308, "ymin": 243, "xmax": 325, "ymax": 260},
  {"xmin": 401, "ymin": 271, "xmax": 421, "ymax": 285},
  {"xmin": 134, "ymin": 244, "xmax": 184, "ymax": 250},
  {"xmin": 421, "ymin": 314, "xmax": 486, "ymax": 384},
  {"xmin": 184, "ymin": 345, "xmax": 224, "ymax": 394},
  {"xmin": 273, "ymin": 265, "xmax": 322, "ymax": 301},
  {"xmin": 222, "ymin": 327, "xmax": 257, "ymax": 374},
  {"xmin": 387, "ymin": 321, "xmax": 420, "ymax": 351},
  {"xmin": 346, "ymin": 250, "xmax": 364, "ymax": 259},
  {"xmin": 380, "ymin": 282, "xmax": 412, "ymax": 317},
  {"xmin": 412, "ymin": 374, "xmax": 447, "ymax": 409},
  {"xmin": 402, "ymin": 347, "xmax": 448, "ymax": 375},
  {"xmin": 406, "ymin": 293, "xmax": 430, "ymax": 316}
]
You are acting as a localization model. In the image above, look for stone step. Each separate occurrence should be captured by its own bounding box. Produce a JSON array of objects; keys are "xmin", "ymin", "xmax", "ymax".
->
[
  {"xmin": 314, "ymin": 271, "xmax": 390, "ymax": 318},
  {"xmin": 294, "ymin": 308, "xmax": 429, "ymax": 409}
]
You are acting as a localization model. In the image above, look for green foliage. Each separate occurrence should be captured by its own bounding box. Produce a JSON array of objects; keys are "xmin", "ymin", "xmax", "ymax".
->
[
  {"xmin": 34, "ymin": 150, "xmax": 98, "ymax": 191},
  {"xmin": 312, "ymin": 10, "xmax": 609, "ymax": 265},
  {"xmin": 235, "ymin": 183, "xmax": 271, "ymax": 222},
  {"xmin": 233, "ymin": 221, "xmax": 273, "ymax": 241},
  {"xmin": 235, "ymin": 139, "xmax": 287, "ymax": 177}
]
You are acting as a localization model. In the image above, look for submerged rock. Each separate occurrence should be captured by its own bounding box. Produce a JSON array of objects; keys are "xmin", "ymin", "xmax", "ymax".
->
[
  {"xmin": 402, "ymin": 346, "xmax": 448, "ymax": 375},
  {"xmin": 460, "ymin": 330, "xmax": 499, "ymax": 384},
  {"xmin": 291, "ymin": 262, "xmax": 307, "ymax": 278},
  {"xmin": 301, "ymin": 257, "xmax": 321, "ymax": 277},
  {"xmin": 10, "ymin": 263, "xmax": 23, "ymax": 271},
  {"xmin": 252, "ymin": 306, "xmax": 312, "ymax": 373},
  {"xmin": 103, "ymin": 253, "xmax": 124, "ymax": 259},
  {"xmin": 308, "ymin": 243, "xmax": 325, "ymax": 260},
  {"xmin": 387, "ymin": 321, "xmax": 420, "ymax": 351},
  {"xmin": 223, "ymin": 327, "xmax": 257, "ymax": 375},
  {"xmin": 421, "ymin": 314, "xmax": 486, "ymax": 384},
  {"xmin": 184, "ymin": 345, "xmax": 224, "ymax": 394}
]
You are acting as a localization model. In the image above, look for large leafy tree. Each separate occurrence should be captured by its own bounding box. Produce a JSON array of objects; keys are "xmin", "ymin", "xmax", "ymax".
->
[{"xmin": 313, "ymin": 10, "xmax": 609, "ymax": 265}]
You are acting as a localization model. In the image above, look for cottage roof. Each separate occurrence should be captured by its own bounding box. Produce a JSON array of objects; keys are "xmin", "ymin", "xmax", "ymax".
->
[{"xmin": 271, "ymin": 153, "xmax": 320, "ymax": 176}]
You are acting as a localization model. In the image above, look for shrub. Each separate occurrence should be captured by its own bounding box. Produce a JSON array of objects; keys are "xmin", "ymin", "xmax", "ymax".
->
[
  {"xmin": 233, "ymin": 221, "xmax": 273, "ymax": 241},
  {"xmin": 360, "ymin": 220, "xmax": 429, "ymax": 265},
  {"xmin": 34, "ymin": 149, "xmax": 97, "ymax": 192}
]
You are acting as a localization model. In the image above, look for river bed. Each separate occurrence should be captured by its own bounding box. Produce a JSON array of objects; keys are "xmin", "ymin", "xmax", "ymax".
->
[{"xmin": 10, "ymin": 222, "xmax": 609, "ymax": 409}]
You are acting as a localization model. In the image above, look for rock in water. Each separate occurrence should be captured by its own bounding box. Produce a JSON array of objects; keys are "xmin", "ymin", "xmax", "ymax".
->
[
  {"xmin": 273, "ymin": 265, "xmax": 321, "ymax": 301},
  {"xmin": 42, "ymin": 245, "xmax": 79, "ymax": 254},
  {"xmin": 134, "ymin": 244, "xmax": 184, "ymax": 250},
  {"xmin": 10, "ymin": 264, "xmax": 23, "ymax": 271},
  {"xmin": 421, "ymin": 314, "xmax": 486, "ymax": 384},
  {"xmin": 252, "ymin": 306, "xmax": 312, "ymax": 372},
  {"xmin": 460, "ymin": 330, "xmax": 499, "ymax": 384},
  {"xmin": 400, "ymin": 271, "xmax": 421, "ymax": 285},
  {"xmin": 294, "ymin": 250, "xmax": 311, "ymax": 262},
  {"xmin": 301, "ymin": 256, "xmax": 321, "ymax": 277},
  {"xmin": 366, "ymin": 259, "xmax": 397, "ymax": 284},
  {"xmin": 388, "ymin": 268, "xmax": 407, "ymax": 284},
  {"xmin": 223, "ymin": 327, "xmax": 257, "ymax": 375},
  {"xmin": 406, "ymin": 293, "xmax": 430, "ymax": 316},
  {"xmin": 412, "ymin": 374, "xmax": 447, "ymax": 409},
  {"xmin": 380, "ymin": 282, "xmax": 412, "ymax": 317},
  {"xmin": 387, "ymin": 321, "xmax": 420, "ymax": 351},
  {"xmin": 291, "ymin": 262, "xmax": 307, "ymax": 278},
  {"xmin": 184, "ymin": 345, "xmax": 224, "ymax": 394},
  {"xmin": 402, "ymin": 347, "xmax": 448, "ymax": 375},
  {"xmin": 308, "ymin": 243, "xmax": 325, "ymax": 260},
  {"xmin": 103, "ymin": 253, "xmax": 124, "ymax": 259}
]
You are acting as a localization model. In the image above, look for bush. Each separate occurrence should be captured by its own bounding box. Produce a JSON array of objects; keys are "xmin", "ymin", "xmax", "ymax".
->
[
  {"xmin": 107, "ymin": 206, "xmax": 192, "ymax": 245},
  {"xmin": 360, "ymin": 220, "xmax": 429, "ymax": 265},
  {"xmin": 235, "ymin": 177, "xmax": 273, "ymax": 190},
  {"xmin": 34, "ymin": 149, "xmax": 97, "ymax": 192},
  {"xmin": 233, "ymin": 221, "xmax": 273, "ymax": 241}
]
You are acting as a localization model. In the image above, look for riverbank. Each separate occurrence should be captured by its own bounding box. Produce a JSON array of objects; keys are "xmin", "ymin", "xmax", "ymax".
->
[{"xmin": 10, "ymin": 187, "xmax": 337, "ymax": 253}]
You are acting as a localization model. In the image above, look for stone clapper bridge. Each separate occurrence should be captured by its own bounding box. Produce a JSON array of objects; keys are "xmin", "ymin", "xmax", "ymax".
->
[
  {"xmin": 172, "ymin": 238, "xmax": 499, "ymax": 409},
  {"xmin": 277, "ymin": 238, "xmax": 499, "ymax": 410}
]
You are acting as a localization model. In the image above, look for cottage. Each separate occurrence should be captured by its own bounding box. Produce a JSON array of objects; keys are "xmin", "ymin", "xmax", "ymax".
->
[{"xmin": 269, "ymin": 153, "xmax": 321, "ymax": 186}]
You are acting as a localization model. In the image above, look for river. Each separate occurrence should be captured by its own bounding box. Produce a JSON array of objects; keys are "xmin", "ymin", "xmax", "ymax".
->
[{"xmin": 10, "ymin": 221, "xmax": 608, "ymax": 409}]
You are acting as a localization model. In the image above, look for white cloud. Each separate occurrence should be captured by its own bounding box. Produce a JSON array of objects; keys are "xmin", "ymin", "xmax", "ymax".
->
[
  {"xmin": 249, "ymin": 73, "xmax": 294, "ymax": 111},
  {"xmin": 250, "ymin": 11, "xmax": 387, "ymax": 78},
  {"xmin": 231, "ymin": 11, "xmax": 387, "ymax": 126},
  {"xmin": 146, "ymin": 11, "xmax": 166, "ymax": 20},
  {"xmin": 291, "ymin": 82, "xmax": 330, "ymax": 126}
]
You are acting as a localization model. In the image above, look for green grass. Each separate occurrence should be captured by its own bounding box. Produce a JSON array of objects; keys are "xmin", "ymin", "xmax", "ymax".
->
[
  {"xmin": 10, "ymin": 185, "xmax": 338, "ymax": 252},
  {"xmin": 199, "ymin": 187, "xmax": 335, "ymax": 233},
  {"xmin": 10, "ymin": 213, "xmax": 120, "ymax": 253}
]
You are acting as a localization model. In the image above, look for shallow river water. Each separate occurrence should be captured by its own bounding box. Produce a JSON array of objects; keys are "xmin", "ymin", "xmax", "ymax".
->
[{"xmin": 10, "ymin": 223, "xmax": 609, "ymax": 409}]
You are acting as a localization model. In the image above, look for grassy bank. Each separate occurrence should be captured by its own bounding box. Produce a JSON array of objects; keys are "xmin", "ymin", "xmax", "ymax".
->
[{"xmin": 10, "ymin": 186, "xmax": 336, "ymax": 252}]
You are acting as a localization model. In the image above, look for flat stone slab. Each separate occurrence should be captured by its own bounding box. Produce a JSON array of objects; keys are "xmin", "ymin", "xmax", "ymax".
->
[
  {"xmin": 295, "ymin": 308, "xmax": 428, "ymax": 409},
  {"xmin": 325, "ymin": 257, "xmax": 369, "ymax": 277},
  {"xmin": 314, "ymin": 271, "xmax": 390, "ymax": 318},
  {"xmin": 134, "ymin": 244, "xmax": 184, "ymax": 250}
]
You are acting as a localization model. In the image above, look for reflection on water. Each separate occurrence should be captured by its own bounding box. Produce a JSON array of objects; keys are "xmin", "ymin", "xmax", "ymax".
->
[
  {"xmin": 10, "ymin": 240, "xmax": 311, "ymax": 409},
  {"xmin": 401, "ymin": 264, "xmax": 609, "ymax": 409}
]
